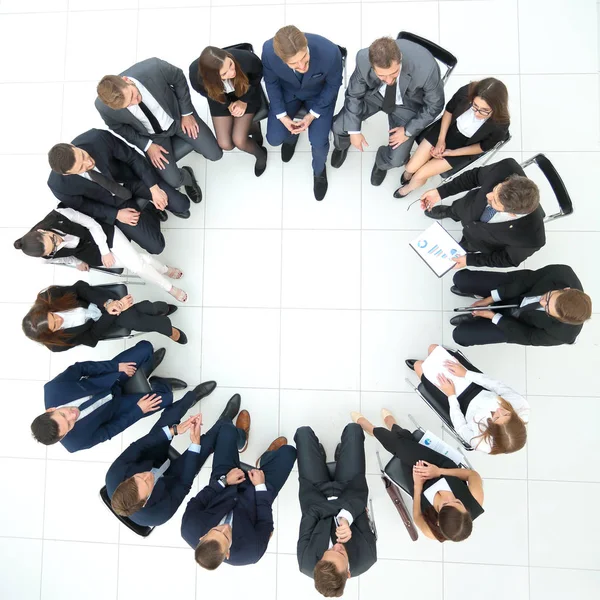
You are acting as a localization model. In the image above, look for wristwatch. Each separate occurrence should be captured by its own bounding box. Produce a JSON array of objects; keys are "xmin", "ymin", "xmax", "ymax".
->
[
  {"xmin": 171, "ymin": 425, "xmax": 178, "ymax": 437},
  {"xmin": 219, "ymin": 475, "xmax": 228, "ymax": 487}
]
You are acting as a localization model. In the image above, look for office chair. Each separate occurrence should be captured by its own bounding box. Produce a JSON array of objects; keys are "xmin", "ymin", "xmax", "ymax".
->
[{"xmin": 397, "ymin": 31, "xmax": 457, "ymax": 85}]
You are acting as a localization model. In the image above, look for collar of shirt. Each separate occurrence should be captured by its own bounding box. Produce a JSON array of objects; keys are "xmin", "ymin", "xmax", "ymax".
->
[
  {"xmin": 55, "ymin": 304, "xmax": 102, "ymax": 329},
  {"xmin": 456, "ymin": 107, "xmax": 488, "ymax": 137},
  {"xmin": 378, "ymin": 64, "xmax": 403, "ymax": 105},
  {"xmin": 126, "ymin": 76, "xmax": 174, "ymax": 133},
  {"xmin": 521, "ymin": 295, "xmax": 544, "ymax": 310},
  {"xmin": 77, "ymin": 165, "xmax": 101, "ymax": 181},
  {"xmin": 56, "ymin": 233, "xmax": 80, "ymax": 251},
  {"xmin": 293, "ymin": 45, "xmax": 310, "ymax": 74},
  {"xmin": 223, "ymin": 79, "xmax": 235, "ymax": 93},
  {"xmin": 486, "ymin": 210, "xmax": 527, "ymax": 224}
]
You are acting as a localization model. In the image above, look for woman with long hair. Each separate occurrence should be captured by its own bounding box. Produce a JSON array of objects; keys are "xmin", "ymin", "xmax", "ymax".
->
[
  {"xmin": 189, "ymin": 46, "xmax": 267, "ymax": 176},
  {"xmin": 22, "ymin": 280, "xmax": 187, "ymax": 353},
  {"xmin": 394, "ymin": 78, "xmax": 511, "ymax": 198},
  {"xmin": 406, "ymin": 344, "xmax": 529, "ymax": 454},
  {"xmin": 14, "ymin": 207, "xmax": 188, "ymax": 302},
  {"xmin": 351, "ymin": 409, "xmax": 485, "ymax": 542}
]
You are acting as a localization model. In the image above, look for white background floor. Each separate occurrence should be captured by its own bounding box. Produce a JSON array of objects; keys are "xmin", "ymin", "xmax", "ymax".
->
[{"xmin": 1, "ymin": 0, "xmax": 599, "ymax": 599}]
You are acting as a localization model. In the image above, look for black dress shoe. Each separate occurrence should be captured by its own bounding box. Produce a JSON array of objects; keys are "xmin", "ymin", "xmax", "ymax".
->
[
  {"xmin": 450, "ymin": 314, "xmax": 476, "ymax": 327},
  {"xmin": 156, "ymin": 210, "xmax": 168, "ymax": 222},
  {"xmin": 281, "ymin": 137, "xmax": 298, "ymax": 163},
  {"xmin": 218, "ymin": 393, "xmax": 241, "ymax": 421},
  {"xmin": 193, "ymin": 380, "xmax": 217, "ymax": 403},
  {"xmin": 331, "ymin": 147, "xmax": 348, "ymax": 169},
  {"xmin": 172, "ymin": 210, "xmax": 191, "ymax": 219},
  {"xmin": 159, "ymin": 304, "xmax": 178, "ymax": 317},
  {"xmin": 450, "ymin": 285, "xmax": 477, "ymax": 299},
  {"xmin": 254, "ymin": 146, "xmax": 268, "ymax": 177},
  {"xmin": 150, "ymin": 376, "xmax": 188, "ymax": 391},
  {"xmin": 148, "ymin": 348, "xmax": 166, "ymax": 376},
  {"xmin": 370, "ymin": 163, "xmax": 387, "ymax": 186},
  {"xmin": 393, "ymin": 186, "xmax": 409, "ymax": 199},
  {"xmin": 182, "ymin": 166, "xmax": 202, "ymax": 203},
  {"xmin": 334, "ymin": 442, "xmax": 341, "ymax": 463},
  {"xmin": 314, "ymin": 167, "xmax": 328, "ymax": 201},
  {"xmin": 425, "ymin": 205, "xmax": 453, "ymax": 220},
  {"xmin": 405, "ymin": 359, "xmax": 418, "ymax": 371},
  {"xmin": 173, "ymin": 328, "xmax": 188, "ymax": 345},
  {"xmin": 319, "ymin": 443, "xmax": 327, "ymax": 462}
]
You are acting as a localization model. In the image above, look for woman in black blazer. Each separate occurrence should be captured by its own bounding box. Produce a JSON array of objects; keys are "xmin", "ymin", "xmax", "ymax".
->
[
  {"xmin": 189, "ymin": 46, "xmax": 267, "ymax": 176},
  {"xmin": 394, "ymin": 78, "xmax": 510, "ymax": 198},
  {"xmin": 22, "ymin": 281, "xmax": 187, "ymax": 352}
]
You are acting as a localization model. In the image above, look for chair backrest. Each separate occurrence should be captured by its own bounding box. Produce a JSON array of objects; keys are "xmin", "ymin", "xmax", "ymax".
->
[
  {"xmin": 397, "ymin": 31, "xmax": 457, "ymax": 84},
  {"xmin": 223, "ymin": 42, "xmax": 254, "ymax": 53},
  {"xmin": 94, "ymin": 283, "xmax": 128, "ymax": 298},
  {"xmin": 99, "ymin": 485, "xmax": 154, "ymax": 537},
  {"xmin": 521, "ymin": 153, "xmax": 574, "ymax": 222}
]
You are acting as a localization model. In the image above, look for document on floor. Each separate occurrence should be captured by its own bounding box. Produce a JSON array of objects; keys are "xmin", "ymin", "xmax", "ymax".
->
[
  {"xmin": 409, "ymin": 222, "xmax": 465, "ymax": 277},
  {"xmin": 419, "ymin": 430, "xmax": 465, "ymax": 466},
  {"xmin": 422, "ymin": 345, "xmax": 471, "ymax": 396}
]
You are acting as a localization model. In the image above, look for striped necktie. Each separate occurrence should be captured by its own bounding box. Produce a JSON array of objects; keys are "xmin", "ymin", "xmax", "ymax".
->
[{"xmin": 480, "ymin": 205, "xmax": 498, "ymax": 223}]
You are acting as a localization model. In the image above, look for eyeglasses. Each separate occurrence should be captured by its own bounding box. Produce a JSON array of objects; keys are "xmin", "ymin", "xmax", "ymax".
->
[
  {"xmin": 471, "ymin": 102, "xmax": 492, "ymax": 116},
  {"xmin": 46, "ymin": 232, "xmax": 60, "ymax": 257},
  {"xmin": 543, "ymin": 291, "xmax": 553, "ymax": 315}
]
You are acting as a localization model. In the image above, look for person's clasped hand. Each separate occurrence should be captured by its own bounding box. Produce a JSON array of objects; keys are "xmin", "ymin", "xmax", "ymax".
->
[{"xmin": 335, "ymin": 517, "xmax": 352, "ymax": 543}]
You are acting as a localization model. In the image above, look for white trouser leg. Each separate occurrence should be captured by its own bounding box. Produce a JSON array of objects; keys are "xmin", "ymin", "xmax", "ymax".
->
[{"xmin": 110, "ymin": 228, "xmax": 172, "ymax": 292}]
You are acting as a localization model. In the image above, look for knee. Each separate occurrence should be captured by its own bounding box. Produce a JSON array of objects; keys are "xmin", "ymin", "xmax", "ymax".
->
[
  {"xmin": 427, "ymin": 343, "xmax": 439, "ymax": 354},
  {"xmin": 279, "ymin": 444, "xmax": 298, "ymax": 463},
  {"xmin": 231, "ymin": 133, "xmax": 247, "ymax": 150},
  {"xmin": 453, "ymin": 269, "xmax": 473, "ymax": 288},
  {"xmin": 294, "ymin": 426, "xmax": 314, "ymax": 443},
  {"xmin": 452, "ymin": 327, "xmax": 470, "ymax": 347},
  {"xmin": 207, "ymin": 146, "xmax": 224, "ymax": 161},
  {"xmin": 266, "ymin": 128, "xmax": 283, "ymax": 147},
  {"xmin": 136, "ymin": 339, "xmax": 153, "ymax": 355},
  {"xmin": 217, "ymin": 138, "xmax": 235, "ymax": 152}
]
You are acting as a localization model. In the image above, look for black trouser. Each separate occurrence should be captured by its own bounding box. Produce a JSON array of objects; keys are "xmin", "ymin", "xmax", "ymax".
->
[
  {"xmin": 114, "ymin": 300, "xmax": 172, "ymax": 337},
  {"xmin": 295, "ymin": 424, "xmax": 366, "ymax": 505},
  {"xmin": 115, "ymin": 202, "xmax": 165, "ymax": 255}
]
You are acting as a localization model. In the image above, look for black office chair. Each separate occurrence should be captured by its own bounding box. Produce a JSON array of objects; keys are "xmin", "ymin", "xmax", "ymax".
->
[
  {"xmin": 397, "ymin": 31, "xmax": 457, "ymax": 85},
  {"xmin": 520, "ymin": 153, "xmax": 574, "ymax": 223},
  {"xmin": 99, "ymin": 446, "xmax": 182, "ymax": 537}
]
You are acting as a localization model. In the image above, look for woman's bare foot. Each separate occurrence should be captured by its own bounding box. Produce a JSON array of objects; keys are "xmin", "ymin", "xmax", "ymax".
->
[
  {"xmin": 166, "ymin": 266, "xmax": 183, "ymax": 279},
  {"xmin": 170, "ymin": 327, "xmax": 180, "ymax": 342},
  {"xmin": 169, "ymin": 286, "xmax": 188, "ymax": 303},
  {"xmin": 381, "ymin": 408, "xmax": 397, "ymax": 430}
]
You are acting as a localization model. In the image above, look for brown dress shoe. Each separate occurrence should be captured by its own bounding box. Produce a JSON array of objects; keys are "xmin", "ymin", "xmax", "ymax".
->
[
  {"xmin": 256, "ymin": 436, "xmax": 288, "ymax": 467},
  {"xmin": 235, "ymin": 410, "xmax": 251, "ymax": 453}
]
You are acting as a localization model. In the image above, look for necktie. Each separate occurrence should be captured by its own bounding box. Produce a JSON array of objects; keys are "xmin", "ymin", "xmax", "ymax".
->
[
  {"xmin": 480, "ymin": 205, "xmax": 498, "ymax": 223},
  {"xmin": 381, "ymin": 83, "xmax": 397, "ymax": 114},
  {"xmin": 223, "ymin": 511, "xmax": 233, "ymax": 527},
  {"xmin": 88, "ymin": 169, "xmax": 132, "ymax": 200},
  {"xmin": 151, "ymin": 458, "xmax": 171, "ymax": 482},
  {"xmin": 139, "ymin": 101, "xmax": 163, "ymax": 134},
  {"xmin": 294, "ymin": 70, "xmax": 304, "ymax": 84}
]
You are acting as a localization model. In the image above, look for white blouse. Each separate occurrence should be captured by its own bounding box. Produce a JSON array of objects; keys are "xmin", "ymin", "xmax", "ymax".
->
[
  {"xmin": 448, "ymin": 370, "xmax": 530, "ymax": 454},
  {"xmin": 56, "ymin": 304, "xmax": 102, "ymax": 330},
  {"xmin": 223, "ymin": 79, "xmax": 235, "ymax": 94},
  {"xmin": 456, "ymin": 108, "xmax": 487, "ymax": 138},
  {"xmin": 423, "ymin": 478, "xmax": 452, "ymax": 505}
]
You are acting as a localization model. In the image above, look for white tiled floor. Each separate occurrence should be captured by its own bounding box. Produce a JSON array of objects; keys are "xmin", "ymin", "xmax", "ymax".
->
[{"xmin": 1, "ymin": 1, "xmax": 599, "ymax": 599}]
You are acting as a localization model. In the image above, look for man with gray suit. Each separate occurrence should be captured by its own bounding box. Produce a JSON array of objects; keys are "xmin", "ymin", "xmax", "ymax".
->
[
  {"xmin": 331, "ymin": 37, "xmax": 444, "ymax": 187},
  {"xmin": 95, "ymin": 58, "xmax": 222, "ymax": 216}
]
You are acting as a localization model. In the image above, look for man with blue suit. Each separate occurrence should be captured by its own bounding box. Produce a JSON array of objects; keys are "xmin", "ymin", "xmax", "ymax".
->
[
  {"xmin": 106, "ymin": 389, "xmax": 245, "ymax": 527},
  {"xmin": 181, "ymin": 417, "xmax": 297, "ymax": 568},
  {"xmin": 30, "ymin": 341, "xmax": 185, "ymax": 453},
  {"xmin": 262, "ymin": 25, "xmax": 342, "ymax": 201}
]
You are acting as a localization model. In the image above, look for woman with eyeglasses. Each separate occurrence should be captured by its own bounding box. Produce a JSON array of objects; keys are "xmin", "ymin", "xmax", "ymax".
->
[
  {"xmin": 350, "ymin": 408, "xmax": 484, "ymax": 542},
  {"xmin": 405, "ymin": 344, "xmax": 529, "ymax": 454},
  {"xmin": 14, "ymin": 207, "xmax": 188, "ymax": 302},
  {"xmin": 22, "ymin": 280, "xmax": 188, "ymax": 353},
  {"xmin": 189, "ymin": 46, "xmax": 267, "ymax": 176},
  {"xmin": 394, "ymin": 78, "xmax": 510, "ymax": 198}
]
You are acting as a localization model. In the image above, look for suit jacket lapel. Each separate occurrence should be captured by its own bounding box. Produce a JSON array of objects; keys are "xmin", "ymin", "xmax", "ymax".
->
[{"xmin": 398, "ymin": 70, "xmax": 411, "ymax": 100}]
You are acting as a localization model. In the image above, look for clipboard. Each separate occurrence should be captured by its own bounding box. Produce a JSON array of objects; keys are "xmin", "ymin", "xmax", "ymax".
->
[{"xmin": 409, "ymin": 222, "xmax": 465, "ymax": 278}]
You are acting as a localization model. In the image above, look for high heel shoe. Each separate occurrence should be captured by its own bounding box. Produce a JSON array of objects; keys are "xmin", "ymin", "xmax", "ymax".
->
[
  {"xmin": 351, "ymin": 411, "xmax": 364, "ymax": 424},
  {"xmin": 381, "ymin": 408, "xmax": 396, "ymax": 430},
  {"xmin": 393, "ymin": 186, "xmax": 410, "ymax": 199},
  {"xmin": 400, "ymin": 170, "xmax": 413, "ymax": 185},
  {"xmin": 254, "ymin": 146, "xmax": 268, "ymax": 177},
  {"xmin": 172, "ymin": 328, "xmax": 188, "ymax": 345}
]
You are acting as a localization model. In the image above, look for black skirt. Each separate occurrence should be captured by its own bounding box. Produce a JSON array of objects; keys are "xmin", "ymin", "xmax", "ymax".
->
[
  {"xmin": 422, "ymin": 120, "xmax": 476, "ymax": 169},
  {"xmin": 207, "ymin": 91, "xmax": 260, "ymax": 118}
]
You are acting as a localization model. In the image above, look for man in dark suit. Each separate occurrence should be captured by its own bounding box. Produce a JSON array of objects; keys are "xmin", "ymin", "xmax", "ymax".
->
[
  {"xmin": 181, "ymin": 415, "xmax": 297, "ymax": 568},
  {"xmin": 295, "ymin": 424, "xmax": 377, "ymax": 597},
  {"xmin": 30, "ymin": 341, "xmax": 187, "ymax": 453},
  {"xmin": 332, "ymin": 37, "xmax": 444, "ymax": 186},
  {"xmin": 95, "ymin": 57, "xmax": 222, "ymax": 204},
  {"xmin": 450, "ymin": 264, "xmax": 592, "ymax": 346},
  {"xmin": 420, "ymin": 158, "xmax": 545, "ymax": 269},
  {"xmin": 262, "ymin": 25, "xmax": 343, "ymax": 201},
  {"xmin": 106, "ymin": 383, "xmax": 236, "ymax": 527},
  {"xmin": 47, "ymin": 129, "xmax": 191, "ymax": 253}
]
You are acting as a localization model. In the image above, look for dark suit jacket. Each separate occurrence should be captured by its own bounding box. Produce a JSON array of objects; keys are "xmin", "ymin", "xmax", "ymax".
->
[
  {"xmin": 189, "ymin": 48, "xmax": 263, "ymax": 109},
  {"xmin": 297, "ymin": 473, "xmax": 377, "ymax": 579},
  {"xmin": 42, "ymin": 281, "xmax": 120, "ymax": 352},
  {"xmin": 438, "ymin": 158, "xmax": 546, "ymax": 268},
  {"xmin": 493, "ymin": 264, "xmax": 585, "ymax": 346},
  {"xmin": 48, "ymin": 129, "xmax": 158, "ymax": 226},
  {"xmin": 341, "ymin": 39, "xmax": 444, "ymax": 135},
  {"xmin": 444, "ymin": 84, "xmax": 510, "ymax": 151},
  {"xmin": 181, "ymin": 479, "xmax": 275, "ymax": 566},
  {"xmin": 44, "ymin": 350, "xmax": 149, "ymax": 453},
  {"xmin": 262, "ymin": 33, "xmax": 342, "ymax": 116},
  {"xmin": 106, "ymin": 428, "xmax": 205, "ymax": 526},
  {"xmin": 95, "ymin": 57, "xmax": 195, "ymax": 152}
]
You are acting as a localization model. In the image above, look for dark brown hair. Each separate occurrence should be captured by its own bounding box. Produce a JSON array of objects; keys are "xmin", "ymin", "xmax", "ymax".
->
[
  {"xmin": 422, "ymin": 505, "xmax": 473, "ymax": 542},
  {"xmin": 31, "ymin": 412, "xmax": 61, "ymax": 445},
  {"xmin": 195, "ymin": 539, "xmax": 226, "ymax": 570},
  {"xmin": 313, "ymin": 559, "xmax": 347, "ymax": 597},
  {"xmin": 111, "ymin": 477, "xmax": 145, "ymax": 517},
  {"xmin": 368, "ymin": 37, "xmax": 402, "ymax": 69},
  {"xmin": 467, "ymin": 78, "xmax": 510, "ymax": 125},
  {"xmin": 198, "ymin": 47, "xmax": 249, "ymax": 104},
  {"xmin": 273, "ymin": 25, "xmax": 308, "ymax": 62},
  {"xmin": 474, "ymin": 398, "xmax": 527, "ymax": 455},
  {"xmin": 555, "ymin": 289, "xmax": 592, "ymax": 325},
  {"xmin": 22, "ymin": 287, "xmax": 81, "ymax": 349},
  {"xmin": 14, "ymin": 231, "xmax": 46, "ymax": 257},
  {"xmin": 97, "ymin": 75, "xmax": 129, "ymax": 109},
  {"xmin": 498, "ymin": 175, "xmax": 539, "ymax": 213},
  {"xmin": 48, "ymin": 143, "xmax": 76, "ymax": 174}
]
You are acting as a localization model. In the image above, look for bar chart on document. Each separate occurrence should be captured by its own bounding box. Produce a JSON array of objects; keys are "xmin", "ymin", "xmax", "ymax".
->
[{"xmin": 409, "ymin": 222, "xmax": 466, "ymax": 277}]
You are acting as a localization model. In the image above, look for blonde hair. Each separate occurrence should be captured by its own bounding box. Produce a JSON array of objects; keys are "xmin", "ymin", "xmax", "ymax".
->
[
  {"xmin": 273, "ymin": 25, "xmax": 307, "ymax": 62},
  {"xmin": 97, "ymin": 75, "xmax": 129, "ymax": 109}
]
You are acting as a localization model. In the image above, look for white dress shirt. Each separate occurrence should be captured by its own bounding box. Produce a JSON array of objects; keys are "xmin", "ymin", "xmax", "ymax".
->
[
  {"xmin": 448, "ymin": 370, "xmax": 530, "ymax": 453},
  {"xmin": 56, "ymin": 392, "xmax": 114, "ymax": 422},
  {"xmin": 78, "ymin": 165, "xmax": 127, "ymax": 197},
  {"xmin": 490, "ymin": 294, "xmax": 545, "ymax": 325},
  {"xmin": 55, "ymin": 304, "xmax": 102, "ymax": 330},
  {"xmin": 223, "ymin": 79, "xmax": 235, "ymax": 94},
  {"xmin": 423, "ymin": 477, "xmax": 452, "ymax": 505},
  {"xmin": 455, "ymin": 108, "xmax": 487, "ymax": 137}
]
